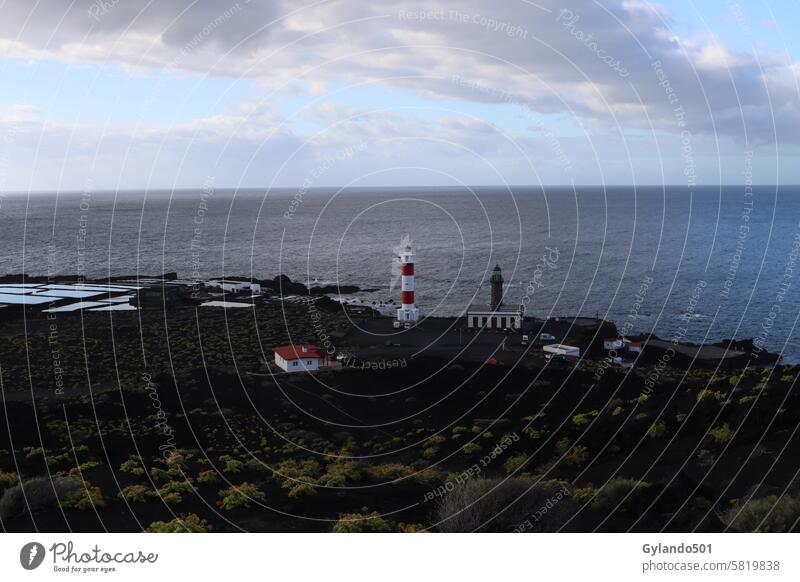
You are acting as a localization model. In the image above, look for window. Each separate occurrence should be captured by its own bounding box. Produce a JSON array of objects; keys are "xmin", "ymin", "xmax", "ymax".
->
[
  {"xmin": 292, "ymin": 361, "xmax": 298, "ymax": 367},
  {"xmin": 307, "ymin": 360, "xmax": 313, "ymax": 365}
]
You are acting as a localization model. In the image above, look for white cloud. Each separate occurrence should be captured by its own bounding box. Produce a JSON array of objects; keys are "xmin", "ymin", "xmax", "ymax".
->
[{"xmin": 1, "ymin": 0, "xmax": 798, "ymax": 189}]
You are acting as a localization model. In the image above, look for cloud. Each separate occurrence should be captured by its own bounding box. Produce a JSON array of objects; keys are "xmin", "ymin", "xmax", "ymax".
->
[
  {"xmin": 1, "ymin": 0, "xmax": 796, "ymax": 144},
  {"xmin": 1, "ymin": 0, "xmax": 798, "ymax": 189}
]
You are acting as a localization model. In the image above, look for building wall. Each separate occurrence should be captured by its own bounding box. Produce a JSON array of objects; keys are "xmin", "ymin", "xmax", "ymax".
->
[
  {"xmin": 274, "ymin": 353, "xmax": 320, "ymax": 373},
  {"xmin": 466, "ymin": 312, "xmax": 522, "ymax": 329}
]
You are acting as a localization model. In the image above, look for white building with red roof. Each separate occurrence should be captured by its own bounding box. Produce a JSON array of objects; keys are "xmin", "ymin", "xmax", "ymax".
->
[{"xmin": 272, "ymin": 344, "xmax": 322, "ymax": 373}]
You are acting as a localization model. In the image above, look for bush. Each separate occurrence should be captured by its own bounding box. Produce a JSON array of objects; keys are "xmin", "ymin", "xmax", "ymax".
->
[
  {"xmin": 287, "ymin": 483, "xmax": 317, "ymax": 498},
  {"xmin": 219, "ymin": 455, "xmax": 244, "ymax": 474},
  {"xmin": 319, "ymin": 461, "xmax": 361, "ymax": 487},
  {"xmin": 572, "ymin": 414, "xmax": 590, "ymax": 426},
  {"xmin": 647, "ymin": 422, "xmax": 667, "ymax": 438},
  {"xmin": 564, "ymin": 445, "xmax": 589, "ymax": 466},
  {"xmin": 62, "ymin": 483, "xmax": 105, "ymax": 511},
  {"xmin": 462, "ymin": 443, "xmax": 483, "ymax": 455},
  {"xmin": 504, "ymin": 454, "xmax": 527, "ymax": 474},
  {"xmin": 697, "ymin": 389, "xmax": 725, "ymax": 402},
  {"xmin": 411, "ymin": 467, "xmax": 445, "ymax": 485},
  {"xmin": 332, "ymin": 511, "xmax": 392, "ymax": 533},
  {"xmin": 399, "ymin": 522, "xmax": 426, "ymax": 533},
  {"xmin": 197, "ymin": 470, "xmax": 219, "ymax": 484},
  {"xmin": 435, "ymin": 478, "xmax": 576, "ymax": 532},
  {"xmin": 0, "ymin": 476, "xmax": 80, "ymax": 519},
  {"xmin": 217, "ymin": 483, "xmax": 266, "ymax": 510},
  {"xmin": 591, "ymin": 478, "xmax": 651, "ymax": 511},
  {"xmin": 119, "ymin": 459, "xmax": 146, "ymax": 476},
  {"xmin": 146, "ymin": 513, "xmax": 211, "ymax": 533},
  {"xmin": 725, "ymin": 495, "xmax": 800, "ymax": 532},
  {"xmin": 118, "ymin": 484, "xmax": 154, "ymax": 503},
  {"xmin": 709, "ymin": 423, "xmax": 733, "ymax": 445},
  {"xmin": 276, "ymin": 459, "xmax": 321, "ymax": 480},
  {"xmin": 365, "ymin": 464, "xmax": 413, "ymax": 482},
  {"xmin": 0, "ymin": 471, "xmax": 19, "ymax": 490}
]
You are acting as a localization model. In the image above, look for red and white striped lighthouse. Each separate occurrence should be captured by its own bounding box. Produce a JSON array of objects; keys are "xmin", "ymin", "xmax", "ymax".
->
[{"xmin": 396, "ymin": 242, "xmax": 419, "ymax": 326}]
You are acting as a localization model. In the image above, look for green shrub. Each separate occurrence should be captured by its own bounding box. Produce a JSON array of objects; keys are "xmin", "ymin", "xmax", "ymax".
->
[
  {"xmin": 332, "ymin": 511, "xmax": 392, "ymax": 533},
  {"xmin": 572, "ymin": 413, "xmax": 590, "ymax": 426},
  {"xmin": 62, "ymin": 484, "xmax": 105, "ymax": 510},
  {"xmin": 399, "ymin": 522, "xmax": 426, "ymax": 533},
  {"xmin": 726, "ymin": 495, "xmax": 800, "ymax": 532},
  {"xmin": 709, "ymin": 423, "xmax": 733, "ymax": 444},
  {"xmin": 504, "ymin": 454, "xmax": 527, "ymax": 474},
  {"xmin": 119, "ymin": 459, "xmax": 146, "ymax": 476},
  {"xmin": 564, "ymin": 445, "xmax": 589, "ymax": 466},
  {"xmin": 522, "ymin": 427, "xmax": 542, "ymax": 439},
  {"xmin": 158, "ymin": 479, "xmax": 194, "ymax": 499},
  {"xmin": 697, "ymin": 389, "xmax": 725, "ymax": 402},
  {"xmin": 461, "ymin": 442, "xmax": 483, "ymax": 455},
  {"xmin": 647, "ymin": 422, "xmax": 667, "ymax": 438},
  {"xmin": 0, "ymin": 471, "xmax": 19, "ymax": 490},
  {"xmin": 219, "ymin": 455, "xmax": 244, "ymax": 474},
  {"xmin": 287, "ymin": 483, "xmax": 317, "ymax": 498},
  {"xmin": 435, "ymin": 477, "xmax": 577, "ymax": 532},
  {"xmin": 118, "ymin": 484, "xmax": 154, "ymax": 503},
  {"xmin": 0, "ymin": 476, "xmax": 80, "ymax": 519},
  {"xmin": 319, "ymin": 461, "xmax": 361, "ymax": 487},
  {"xmin": 146, "ymin": 513, "xmax": 211, "ymax": 533},
  {"xmin": 197, "ymin": 470, "xmax": 219, "ymax": 484},
  {"xmin": 573, "ymin": 487, "xmax": 596, "ymax": 504},
  {"xmin": 365, "ymin": 464, "xmax": 413, "ymax": 482},
  {"xmin": 217, "ymin": 483, "xmax": 266, "ymax": 510},
  {"xmin": 591, "ymin": 478, "xmax": 650, "ymax": 511},
  {"xmin": 276, "ymin": 459, "xmax": 321, "ymax": 480}
]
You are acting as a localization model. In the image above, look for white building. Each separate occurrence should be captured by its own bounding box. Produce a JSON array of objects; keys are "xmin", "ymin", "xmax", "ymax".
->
[
  {"xmin": 542, "ymin": 344, "xmax": 581, "ymax": 358},
  {"xmin": 603, "ymin": 337, "xmax": 624, "ymax": 351},
  {"xmin": 272, "ymin": 345, "xmax": 322, "ymax": 373},
  {"xmin": 465, "ymin": 265, "xmax": 521, "ymax": 331},
  {"xmin": 207, "ymin": 280, "xmax": 262, "ymax": 294},
  {"xmin": 466, "ymin": 304, "xmax": 523, "ymax": 330}
]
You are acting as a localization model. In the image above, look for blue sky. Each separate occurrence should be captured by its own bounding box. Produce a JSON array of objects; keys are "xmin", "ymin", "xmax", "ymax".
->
[{"xmin": 0, "ymin": 0, "xmax": 798, "ymax": 191}]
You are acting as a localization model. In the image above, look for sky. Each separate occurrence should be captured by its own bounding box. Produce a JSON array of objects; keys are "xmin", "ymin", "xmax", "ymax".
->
[{"xmin": 0, "ymin": 0, "xmax": 798, "ymax": 192}]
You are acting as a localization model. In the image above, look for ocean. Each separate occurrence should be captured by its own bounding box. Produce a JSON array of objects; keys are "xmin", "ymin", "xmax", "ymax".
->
[{"xmin": 2, "ymin": 185, "xmax": 799, "ymax": 362}]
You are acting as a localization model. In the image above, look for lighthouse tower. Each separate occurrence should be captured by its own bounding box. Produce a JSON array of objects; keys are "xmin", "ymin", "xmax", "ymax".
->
[
  {"xmin": 490, "ymin": 264, "xmax": 504, "ymax": 310},
  {"xmin": 396, "ymin": 242, "xmax": 419, "ymax": 327}
]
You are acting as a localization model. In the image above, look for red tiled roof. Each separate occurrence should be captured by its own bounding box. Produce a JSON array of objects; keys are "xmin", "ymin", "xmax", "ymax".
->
[{"xmin": 273, "ymin": 345, "xmax": 322, "ymax": 360}]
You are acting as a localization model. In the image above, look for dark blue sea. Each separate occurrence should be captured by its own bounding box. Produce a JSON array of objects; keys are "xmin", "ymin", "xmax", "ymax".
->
[{"xmin": 2, "ymin": 186, "xmax": 799, "ymax": 362}]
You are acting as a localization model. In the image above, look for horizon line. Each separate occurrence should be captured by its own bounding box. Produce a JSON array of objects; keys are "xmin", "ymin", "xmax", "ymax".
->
[{"xmin": 4, "ymin": 184, "xmax": 796, "ymax": 196}]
